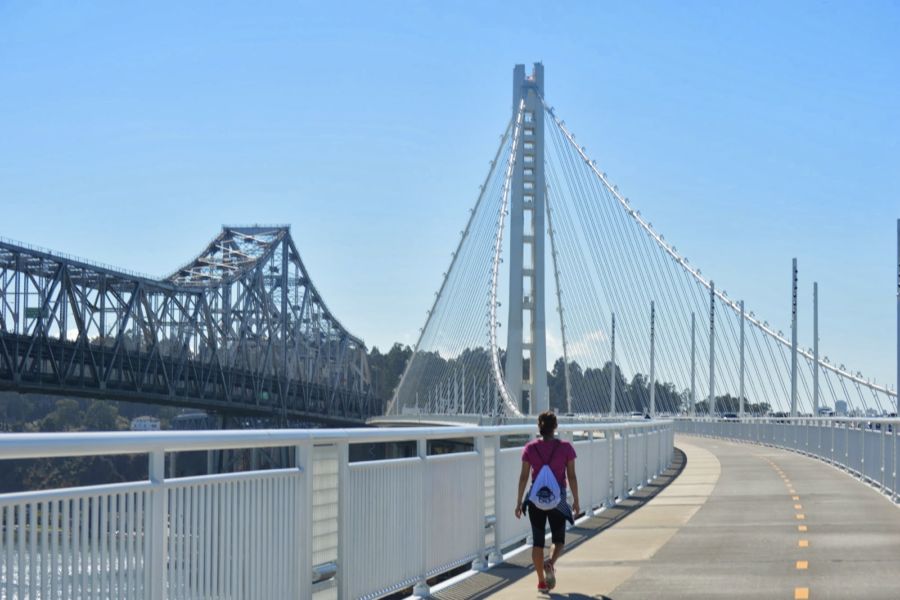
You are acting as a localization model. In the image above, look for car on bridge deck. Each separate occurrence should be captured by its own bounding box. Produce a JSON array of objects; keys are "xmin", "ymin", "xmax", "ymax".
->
[
  {"xmin": 721, "ymin": 412, "xmax": 740, "ymax": 421},
  {"xmin": 771, "ymin": 411, "xmax": 790, "ymax": 423}
]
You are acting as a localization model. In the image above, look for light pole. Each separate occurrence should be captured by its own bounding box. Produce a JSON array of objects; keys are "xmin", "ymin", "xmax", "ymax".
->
[
  {"xmin": 649, "ymin": 301, "xmax": 656, "ymax": 418},
  {"xmin": 739, "ymin": 300, "xmax": 745, "ymax": 418},
  {"xmin": 610, "ymin": 312, "xmax": 617, "ymax": 417},
  {"xmin": 791, "ymin": 258, "xmax": 798, "ymax": 417},
  {"xmin": 814, "ymin": 282, "xmax": 819, "ymax": 416},
  {"xmin": 709, "ymin": 281, "xmax": 716, "ymax": 418},
  {"xmin": 690, "ymin": 312, "xmax": 696, "ymax": 417}
]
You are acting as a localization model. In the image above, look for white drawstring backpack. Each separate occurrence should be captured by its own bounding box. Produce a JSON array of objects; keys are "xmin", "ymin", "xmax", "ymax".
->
[{"xmin": 528, "ymin": 441, "xmax": 562, "ymax": 511}]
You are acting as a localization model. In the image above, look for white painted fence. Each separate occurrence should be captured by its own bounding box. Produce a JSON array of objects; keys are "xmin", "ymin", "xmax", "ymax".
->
[
  {"xmin": 0, "ymin": 421, "xmax": 674, "ymax": 600},
  {"xmin": 676, "ymin": 417, "xmax": 900, "ymax": 501}
]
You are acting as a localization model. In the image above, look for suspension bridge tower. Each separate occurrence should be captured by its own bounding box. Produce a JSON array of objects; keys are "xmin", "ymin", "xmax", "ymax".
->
[{"xmin": 506, "ymin": 63, "xmax": 548, "ymax": 415}]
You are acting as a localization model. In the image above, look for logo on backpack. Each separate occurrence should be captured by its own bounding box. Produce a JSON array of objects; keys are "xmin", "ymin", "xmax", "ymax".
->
[{"xmin": 528, "ymin": 441, "xmax": 562, "ymax": 511}]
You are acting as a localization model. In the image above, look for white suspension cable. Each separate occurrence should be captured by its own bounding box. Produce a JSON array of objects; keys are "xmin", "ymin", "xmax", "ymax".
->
[
  {"xmin": 541, "ymin": 101, "xmax": 896, "ymax": 400},
  {"xmin": 489, "ymin": 100, "xmax": 526, "ymax": 417},
  {"xmin": 388, "ymin": 120, "xmax": 513, "ymax": 415},
  {"xmin": 545, "ymin": 185, "xmax": 573, "ymax": 412}
]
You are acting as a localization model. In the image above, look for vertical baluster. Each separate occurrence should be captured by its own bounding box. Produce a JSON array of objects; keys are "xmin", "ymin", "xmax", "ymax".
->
[
  {"xmin": 3, "ymin": 505, "xmax": 11, "ymax": 600},
  {"xmin": 124, "ymin": 492, "xmax": 133, "ymax": 600},
  {"xmin": 229, "ymin": 482, "xmax": 237, "ymax": 599},
  {"xmin": 272, "ymin": 477, "xmax": 279, "ymax": 597},
  {"xmin": 28, "ymin": 501, "xmax": 36, "ymax": 598},
  {"xmin": 230, "ymin": 481, "xmax": 238, "ymax": 599},
  {"xmin": 202, "ymin": 484, "xmax": 210, "ymax": 600},
  {"xmin": 166, "ymin": 488, "xmax": 175, "ymax": 600},
  {"xmin": 61, "ymin": 498, "xmax": 70, "ymax": 600},
  {"xmin": 117, "ymin": 493, "xmax": 125, "ymax": 598},
  {"xmin": 252, "ymin": 479, "xmax": 260, "ymax": 600},
  {"xmin": 17, "ymin": 504, "xmax": 26, "ymax": 599},
  {"xmin": 280, "ymin": 477, "xmax": 289, "ymax": 598},
  {"xmin": 79, "ymin": 497, "xmax": 87, "ymax": 599},
  {"xmin": 101, "ymin": 494, "xmax": 110, "ymax": 599},
  {"xmin": 261, "ymin": 477, "xmax": 269, "ymax": 597},
  {"xmin": 134, "ymin": 491, "xmax": 143, "ymax": 600},
  {"xmin": 179, "ymin": 486, "xmax": 187, "ymax": 599},
  {"xmin": 259, "ymin": 478, "xmax": 265, "ymax": 599},
  {"xmin": 238, "ymin": 480, "xmax": 246, "ymax": 597},
  {"xmin": 263, "ymin": 478, "xmax": 272, "ymax": 599},
  {"xmin": 50, "ymin": 499, "xmax": 59, "ymax": 600},
  {"xmin": 40, "ymin": 500, "xmax": 49, "ymax": 599},
  {"xmin": 212, "ymin": 483, "xmax": 221, "ymax": 599},
  {"xmin": 92, "ymin": 495, "xmax": 100, "ymax": 600},
  {"xmin": 189, "ymin": 485, "xmax": 198, "ymax": 597}
]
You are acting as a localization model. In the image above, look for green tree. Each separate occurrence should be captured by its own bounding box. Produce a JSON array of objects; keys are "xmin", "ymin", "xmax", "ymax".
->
[
  {"xmin": 84, "ymin": 401, "xmax": 119, "ymax": 431},
  {"xmin": 368, "ymin": 343, "xmax": 413, "ymax": 404},
  {"xmin": 548, "ymin": 357, "xmax": 568, "ymax": 412},
  {"xmin": 40, "ymin": 398, "xmax": 82, "ymax": 431}
]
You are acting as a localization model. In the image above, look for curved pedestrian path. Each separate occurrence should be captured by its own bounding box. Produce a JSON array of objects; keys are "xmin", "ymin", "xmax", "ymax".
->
[{"xmin": 442, "ymin": 434, "xmax": 900, "ymax": 599}]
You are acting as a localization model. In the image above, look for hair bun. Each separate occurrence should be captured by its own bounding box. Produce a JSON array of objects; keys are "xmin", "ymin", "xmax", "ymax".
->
[{"xmin": 537, "ymin": 410, "xmax": 558, "ymax": 436}]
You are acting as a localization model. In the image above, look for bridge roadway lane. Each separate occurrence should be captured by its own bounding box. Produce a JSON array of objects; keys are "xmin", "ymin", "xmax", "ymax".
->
[{"xmin": 478, "ymin": 435, "xmax": 900, "ymax": 599}]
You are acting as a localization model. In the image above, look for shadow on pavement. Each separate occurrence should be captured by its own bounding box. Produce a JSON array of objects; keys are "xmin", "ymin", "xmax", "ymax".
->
[{"xmin": 432, "ymin": 448, "xmax": 687, "ymax": 600}]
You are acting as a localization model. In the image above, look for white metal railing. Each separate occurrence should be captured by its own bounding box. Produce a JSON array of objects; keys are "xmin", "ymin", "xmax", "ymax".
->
[
  {"xmin": 676, "ymin": 417, "xmax": 900, "ymax": 502},
  {"xmin": 0, "ymin": 421, "xmax": 674, "ymax": 600}
]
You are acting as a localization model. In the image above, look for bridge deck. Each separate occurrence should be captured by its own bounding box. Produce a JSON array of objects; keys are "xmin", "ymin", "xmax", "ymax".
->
[{"xmin": 442, "ymin": 434, "xmax": 900, "ymax": 599}]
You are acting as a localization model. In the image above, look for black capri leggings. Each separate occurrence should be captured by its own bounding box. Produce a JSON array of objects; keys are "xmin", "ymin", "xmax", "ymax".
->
[{"xmin": 527, "ymin": 504, "xmax": 567, "ymax": 548}]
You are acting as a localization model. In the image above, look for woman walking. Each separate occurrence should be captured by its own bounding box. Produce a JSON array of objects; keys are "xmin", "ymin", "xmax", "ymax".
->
[{"xmin": 515, "ymin": 411, "xmax": 580, "ymax": 593}]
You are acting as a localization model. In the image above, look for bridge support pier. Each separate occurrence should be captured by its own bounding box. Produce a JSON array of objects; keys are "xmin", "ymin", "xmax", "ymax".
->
[{"xmin": 506, "ymin": 62, "xmax": 548, "ymax": 415}]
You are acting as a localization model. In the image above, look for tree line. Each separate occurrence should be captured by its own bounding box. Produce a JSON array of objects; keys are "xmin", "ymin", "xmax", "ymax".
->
[{"xmin": 367, "ymin": 343, "xmax": 769, "ymax": 416}]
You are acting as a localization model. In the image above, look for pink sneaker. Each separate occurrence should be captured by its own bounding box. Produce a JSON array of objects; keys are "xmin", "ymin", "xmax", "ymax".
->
[
  {"xmin": 544, "ymin": 559, "xmax": 556, "ymax": 590},
  {"xmin": 538, "ymin": 582, "xmax": 550, "ymax": 593}
]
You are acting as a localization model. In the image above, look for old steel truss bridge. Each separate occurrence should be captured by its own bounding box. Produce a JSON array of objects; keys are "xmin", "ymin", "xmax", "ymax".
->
[{"xmin": 0, "ymin": 226, "xmax": 375, "ymax": 424}]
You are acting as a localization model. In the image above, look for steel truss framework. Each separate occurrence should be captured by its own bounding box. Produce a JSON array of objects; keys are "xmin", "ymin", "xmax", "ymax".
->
[{"xmin": 0, "ymin": 226, "xmax": 375, "ymax": 423}]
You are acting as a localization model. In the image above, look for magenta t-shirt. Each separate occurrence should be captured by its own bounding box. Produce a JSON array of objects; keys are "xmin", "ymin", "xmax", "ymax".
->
[{"xmin": 522, "ymin": 439, "xmax": 577, "ymax": 488}]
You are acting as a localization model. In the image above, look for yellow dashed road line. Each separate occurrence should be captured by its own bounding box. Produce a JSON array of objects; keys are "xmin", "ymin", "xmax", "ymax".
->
[
  {"xmin": 764, "ymin": 458, "xmax": 811, "ymax": 599},
  {"xmin": 767, "ymin": 459, "xmax": 809, "ymax": 600}
]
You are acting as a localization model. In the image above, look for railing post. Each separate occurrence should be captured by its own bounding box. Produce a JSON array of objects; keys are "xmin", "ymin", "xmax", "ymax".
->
[
  {"xmin": 893, "ymin": 428, "xmax": 898, "ymax": 503},
  {"xmin": 845, "ymin": 422, "xmax": 850, "ymax": 470},
  {"xmin": 336, "ymin": 442, "xmax": 350, "ymax": 600},
  {"xmin": 830, "ymin": 419, "xmax": 835, "ymax": 464},
  {"xmin": 644, "ymin": 426, "xmax": 650, "ymax": 484},
  {"xmin": 412, "ymin": 438, "xmax": 430, "ymax": 598},
  {"xmin": 589, "ymin": 430, "xmax": 599, "ymax": 509},
  {"xmin": 859, "ymin": 426, "xmax": 865, "ymax": 479},
  {"xmin": 296, "ymin": 442, "xmax": 314, "ymax": 599},
  {"xmin": 472, "ymin": 436, "xmax": 488, "ymax": 571},
  {"xmin": 148, "ymin": 450, "xmax": 167, "ymax": 600},
  {"xmin": 606, "ymin": 428, "xmax": 616, "ymax": 508},
  {"xmin": 488, "ymin": 435, "xmax": 504, "ymax": 564}
]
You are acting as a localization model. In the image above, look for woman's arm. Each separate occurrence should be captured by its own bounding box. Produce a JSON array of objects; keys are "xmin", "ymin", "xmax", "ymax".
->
[
  {"xmin": 566, "ymin": 459, "xmax": 580, "ymax": 515},
  {"xmin": 514, "ymin": 461, "xmax": 530, "ymax": 518}
]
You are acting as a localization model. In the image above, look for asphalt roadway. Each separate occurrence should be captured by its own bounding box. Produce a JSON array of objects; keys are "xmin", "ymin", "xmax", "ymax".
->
[{"xmin": 440, "ymin": 434, "xmax": 900, "ymax": 599}]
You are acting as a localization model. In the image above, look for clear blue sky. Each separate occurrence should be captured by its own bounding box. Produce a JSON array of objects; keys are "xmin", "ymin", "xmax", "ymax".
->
[{"xmin": 1, "ymin": 1, "xmax": 897, "ymax": 388}]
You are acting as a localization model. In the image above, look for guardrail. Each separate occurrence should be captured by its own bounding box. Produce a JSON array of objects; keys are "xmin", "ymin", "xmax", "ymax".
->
[
  {"xmin": 0, "ymin": 421, "xmax": 674, "ymax": 600},
  {"xmin": 676, "ymin": 417, "xmax": 900, "ymax": 502}
]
